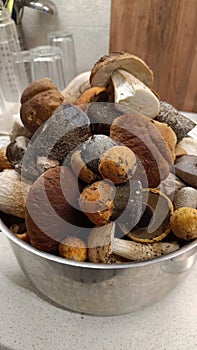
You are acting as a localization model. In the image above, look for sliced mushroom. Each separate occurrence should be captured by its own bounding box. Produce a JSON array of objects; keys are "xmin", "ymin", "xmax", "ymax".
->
[
  {"xmin": 61, "ymin": 71, "xmax": 91, "ymax": 104},
  {"xmin": 111, "ymin": 69, "xmax": 160, "ymax": 118},
  {"xmin": 90, "ymin": 52, "xmax": 153, "ymax": 88}
]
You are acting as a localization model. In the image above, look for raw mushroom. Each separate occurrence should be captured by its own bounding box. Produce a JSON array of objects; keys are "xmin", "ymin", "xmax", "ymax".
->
[
  {"xmin": 151, "ymin": 120, "xmax": 177, "ymax": 162},
  {"xmin": 75, "ymin": 86, "xmax": 108, "ymax": 106},
  {"xmin": 21, "ymin": 103, "xmax": 90, "ymax": 182},
  {"xmin": 71, "ymin": 136, "xmax": 137, "ymax": 185},
  {"xmin": 176, "ymin": 137, "xmax": 197, "ymax": 156},
  {"xmin": 20, "ymin": 78, "xmax": 65, "ymax": 134},
  {"xmin": 170, "ymin": 207, "xmax": 197, "ymax": 240},
  {"xmin": 25, "ymin": 166, "xmax": 92, "ymax": 254},
  {"xmin": 0, "ymin": 169, "xmax": 30, "ymax": 218},
  {"xmin": 175, "ymin": 155, "xmax": 197, "ymax": 188},
  {"xmin": 87, "ymin": 102, "xmax": 122, "ymax": 135},
  {"xmin": 79, "ymin": 179, "xmax": 142, "ymax": 228},
  {"xmin": 0, "ymin": 147, "xmax": 12, "ymax": 170},
  {"xmin": 111, "ymin": 69, "xmax": 160, "ymax": 118},
  {"xmin": 59, "ymin": 236, "xmax": 88, "ymax": 262},
  {"xmin": 110, "ymin": 114, "xmax": 173, "ymax": 187},
  {"xmin": 6, "ymin": 136, "xmax": 29, "ymax": 167},
  {"xmin": 90, "ymin": 52, "xmax": 154, "ymax": 88},
  {"xmin": 112, "ymin": 239, "xmax": 180, "ymax": 261},
  {"xmin": 155, "ymin": 101, "xmax": 196, "ymax": 142},
  {"xmin": 62, "ymin": 71, "xmax": 91, "ymax": 104},
  {"xmin": 88, "ymin": 222, "xmax": 180, "ymax": 263},
  {"xmin": 173, "ymin": 187, "xmax": 197, "ymax": 210},
  {"xmin": 71, "ymin": 135, "xmax": 118, "ymax": 183}
]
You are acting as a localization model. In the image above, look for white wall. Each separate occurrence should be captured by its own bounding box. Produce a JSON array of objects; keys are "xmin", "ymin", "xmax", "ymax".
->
[{"xmin": 21, "ymin": 0, "xmax": 111, "ymax": 75}]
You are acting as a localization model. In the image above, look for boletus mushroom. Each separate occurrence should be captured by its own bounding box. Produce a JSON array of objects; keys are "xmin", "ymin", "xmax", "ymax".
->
[
  {"xmin": 25, "ymin": 166, "xmax": 92, "ymax": 254},
  {"xmin": 79, "ymin": 179, "xmax": 142, "ymax": 229},
  {"xmin": 120, "ymin": 188, "xmax": 174, "ymax": 243},
  {"xmin": 90, "ymin": 52, "xmax": 160, "ymax": 118},
  {"xmin": 110, "ymin": 114, "xmax": 173, "ymax": 187},
  {"xmin": 71, "ymin": 135, "xmax": 137, "ymax": 185},
  {"xmin": 20, "ymin": 78, "xmax": 65, "ymax": 134},
  {"xmin": 88, "ymin": 222, "xmax": 179, "ymax": 263}
]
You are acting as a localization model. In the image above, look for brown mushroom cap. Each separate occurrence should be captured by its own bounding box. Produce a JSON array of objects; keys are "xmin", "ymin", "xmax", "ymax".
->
[
  {"xmin": 79, "ymin": 180, "xmax": 115, "ymax": 226},
  {"xmin": 170, "ymin": 207, "xmax": 197, "ymax": 240},
  {"xmin": 110, "ymin": 114, "xmax": 173, "ymax": 188},
  {"xmin": 59, "ymin": 236, "xmax": 88, "ymax": 262},
  {"xmin": 25, "ymin": 166, "xmax": 90, "ymax": 254},
  {"xmin": 90, "ymin": 52, "xmax": 154, "ymax": 88},
  {"xmin": 151, "ymin": 120, "xmax": 177, "ymax": 162},
  {"xmin": 20, "ymin": 78, "xmax": 65, "ymax": 134},
  {"xmin": 75, "ymin": 86, "xmax": 108, "ymax": 105},
  {"xmin": 98, "ymin": 145, "xmax": 137, "ymax": 184}
]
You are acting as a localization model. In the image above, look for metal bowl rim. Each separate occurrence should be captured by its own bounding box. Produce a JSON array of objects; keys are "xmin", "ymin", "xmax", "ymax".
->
[{"xmin": 1, "ymin": 218, "xmax": 197, "ymax": 270}]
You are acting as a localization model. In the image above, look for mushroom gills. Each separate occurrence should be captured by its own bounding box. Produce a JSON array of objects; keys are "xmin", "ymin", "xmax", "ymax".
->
[{"xmin": 111, "ymin": 69, "xmax": 160, "ymax": 118}]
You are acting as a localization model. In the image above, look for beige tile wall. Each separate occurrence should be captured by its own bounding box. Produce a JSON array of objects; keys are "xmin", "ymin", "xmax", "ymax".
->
[{"xmin": 21, "ymin": 0, "xmax": 111, "ymax": 75}]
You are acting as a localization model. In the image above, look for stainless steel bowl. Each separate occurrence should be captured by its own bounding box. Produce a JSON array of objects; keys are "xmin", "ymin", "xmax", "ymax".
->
[{"xmin": 1, "ymin": 219, "xmax": 196, "ymax": 316}]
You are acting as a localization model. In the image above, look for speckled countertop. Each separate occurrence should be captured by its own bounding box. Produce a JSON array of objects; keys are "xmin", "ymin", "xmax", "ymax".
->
[{"xmin": 0, "ymin": 233, "xmax": 196, "ymax": 350}]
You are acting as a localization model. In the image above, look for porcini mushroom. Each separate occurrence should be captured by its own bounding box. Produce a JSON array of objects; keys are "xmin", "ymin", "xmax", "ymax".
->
[
  {"xmin": 170, "ymin": 207, "xmax": 197, "ymax": 240},
  {"xmin": 112, "ymin": 239, "xmax": 180, "ymax": 261},
  {"xmin": 62, "ymin": 71, "xmax": 91, "ymax": 104},
  {"xmin": 110, "ymin": 114, "xmax": 173, "ymax": 187},
  {"xmin": 155, "ymin": 101, "xmax": 196, "ymax": 142},
  {"xmin": 90, "ymin": 52, "xmax": 153, "ymax": 88},
  {"xmin": 25, "ymin": 166, "xmax": 91, "ymax": 254},
  {"xmin": 111, "ymin": 69, "xmax": 160, "ymax": 118},
  {"xmin": 88, "ymin": 222, "xmax": 179, "ymax": 263},
  {"xmin": 59, "ymin": 236, "xmax": 88, "ymax": 262},
  {"xmin": 79, "ymin": 179, "xmax": 142, "ymax": 229},
  {"xmin": 0, "ymin": 169, "xmax": 30, "ymax": 218},
  {"xmin": 20, "ymin": 78, "xmax": 65, "ymax": 134}
]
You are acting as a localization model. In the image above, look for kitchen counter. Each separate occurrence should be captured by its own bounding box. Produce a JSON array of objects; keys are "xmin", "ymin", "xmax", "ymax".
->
[{"xmin": 0, "ymin": 233, "xmax": 196, "ymax": 350}]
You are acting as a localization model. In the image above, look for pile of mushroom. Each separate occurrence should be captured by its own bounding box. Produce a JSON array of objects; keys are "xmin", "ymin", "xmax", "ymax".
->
[{"xmin": 0, "ymin": 52, "xmax": 197, "ymax": 263}]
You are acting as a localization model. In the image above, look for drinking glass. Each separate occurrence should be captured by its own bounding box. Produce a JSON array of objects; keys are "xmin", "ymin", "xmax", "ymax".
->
[
  {"xmin": 48, "ymin": 32, "xmax": 77, "ymax": 86},
  {"xmin": 13, "ymin": 45, "xmax": 66, "ymax": 91}
]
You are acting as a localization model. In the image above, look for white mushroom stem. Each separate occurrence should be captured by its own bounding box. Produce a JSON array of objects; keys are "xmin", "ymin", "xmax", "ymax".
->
[
  {"xmin": 0, "ymin": 170, "xmax": 30, "ymax": 218},
  {"xmin": 113, "ymin": 238, "xmax": 180, "ymax": 261},
  {"xmin": 111, "ymin": 69, "xmax": 160, "ymax": 118},
  {"xmin": 61, "ymin": 71, "xmax": 91, "ymax": 104}
]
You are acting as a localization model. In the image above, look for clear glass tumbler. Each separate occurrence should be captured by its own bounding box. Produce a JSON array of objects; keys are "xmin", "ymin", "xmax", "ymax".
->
[
  {"xmin": 48, "ymin": 32, "xmax": 77, "ymax": 86},
  {"xmin": 13, "ymin": 45, "xmax": 66, "ymax": 91}
]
